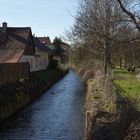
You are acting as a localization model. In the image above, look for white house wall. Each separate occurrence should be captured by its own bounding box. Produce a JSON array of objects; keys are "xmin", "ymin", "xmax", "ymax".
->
[
  {"xmin": 19, "ymin": 55, "xmax": 37, "ymax": 72},
  {"xmin": 38, "ymin": 51, "xmax": 49, "ymax": 71},
  {"xmin": 19, "ymin": 53, "xmax": 49, "ymax": 72}
]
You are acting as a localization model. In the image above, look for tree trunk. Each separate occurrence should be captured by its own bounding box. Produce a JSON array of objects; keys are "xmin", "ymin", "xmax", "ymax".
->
[
  {"xmin": 120, "ymin": 45, "xmax": 122, "ymax": 69},
  {"xmin": 124, "ymin": 54, "xmax": 127, "ymax": 68},
  {"xmin": 120, "ymin": 57, "xmax": 122, "ymax": 69},
  {"xmin": 104, "ymin": 41, "xmax": 111, "ymax": 74}
]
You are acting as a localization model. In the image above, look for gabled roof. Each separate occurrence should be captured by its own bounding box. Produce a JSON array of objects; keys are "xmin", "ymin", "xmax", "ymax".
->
[
  {"xmin": 0, "ymin": 26, "xmax": 33, "ymax": 63},
  {"xmin": 37, "ymin": 37, "xmax": 51, "ymax": 46},
  {"xmin": 0, "ymin": 48, "xmax": 24, "ymax": 63},
  {"xmin": 34, "ymin": 37, "xmax": 52, "ymax": 53},
  {"xmin": 0, "ymin": 27, "xmax": 31, "ymax": 49}
]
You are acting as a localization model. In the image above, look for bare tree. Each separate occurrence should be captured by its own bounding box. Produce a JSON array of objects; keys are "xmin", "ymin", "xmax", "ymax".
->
[
  {"xmin": 69, "ymin": 0, "xmax": 125, "ymax": 74},
  {"xmin": 67, "ymin": 0, "xmax": 140, "ymax": 73},
  {"xmin": 117, "ymin": 0, "xmax": 140, "ymax": 31}
]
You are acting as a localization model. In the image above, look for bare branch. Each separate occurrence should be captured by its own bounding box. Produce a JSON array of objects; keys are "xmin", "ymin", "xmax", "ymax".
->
[{"xmin": 117, "ymin": 0, "xmax": 140, "ymax": 31}]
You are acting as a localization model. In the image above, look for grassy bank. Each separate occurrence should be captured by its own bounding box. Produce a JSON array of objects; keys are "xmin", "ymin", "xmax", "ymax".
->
[
  {"xmin": 113, "ymin": 68, "xmax": 140, "ymax": 110},
  {"xmin": 77, "ymin": 67, "xmax": 117, "ymax": 140},
  {"xmin": 87, "ymin": 77, "xmax": 117, "ymax": 139},
  {"xmin": 87, "ymin": 79, "xmax": 115, "ymax": 112},
  {"xmin": 82, "ymin": 67, "xmax": 140, "ymax": 140}
]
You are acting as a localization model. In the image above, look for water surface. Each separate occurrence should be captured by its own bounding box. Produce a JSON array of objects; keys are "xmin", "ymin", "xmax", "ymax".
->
[{"xmin": 0, "ymin": 71, "xmax": 85, "ymax": 140}]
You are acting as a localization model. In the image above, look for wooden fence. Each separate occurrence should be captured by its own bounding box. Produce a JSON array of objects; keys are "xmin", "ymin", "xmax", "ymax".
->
[{"xmin": 0, "ymin": 63, "xmax": 30, "ymax": 85}]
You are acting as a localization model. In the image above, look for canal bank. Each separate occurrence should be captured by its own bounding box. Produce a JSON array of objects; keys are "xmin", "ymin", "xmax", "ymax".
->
[
  {"xmin": 0, "ymin": 68, "xmax": 68, "ymax": 123},
  {"xmin": 0, "ymin": 70, "xmax": 85, "ymax": 140},
  {"xmin": 76, "ymin": 66, "xmax": 140, "ymax": 140}
]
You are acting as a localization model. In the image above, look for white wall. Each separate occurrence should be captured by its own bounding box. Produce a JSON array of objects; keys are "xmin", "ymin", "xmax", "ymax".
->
[
  {"xmin": 19, "ymin": 55, "xmax": 36, "ymax": 72},
  {"xmin": 19, "ymin": 52, "xmax": 49, "ymax": 72},
  {"xmin": 38, "ymin": 51, "xmax": 49, "ymax": 71}
]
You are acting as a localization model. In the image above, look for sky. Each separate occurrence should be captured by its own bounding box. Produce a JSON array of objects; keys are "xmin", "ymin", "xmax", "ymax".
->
[{"xmin": 0, "ymin": 0, "xmax": 78, "ymax": 41}]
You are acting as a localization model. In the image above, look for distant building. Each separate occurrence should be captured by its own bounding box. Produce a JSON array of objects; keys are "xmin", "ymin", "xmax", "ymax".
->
[
  {"xmin": 34, "ymin": 37, "xmax": 52, "ymax": 71},
  {"xmin": 60, "ymin": 42, "xmax": 72, "ymax": 57},
  {"xmin": 49, "ymin": 40, "xmax": 72, "ymax": 63}
]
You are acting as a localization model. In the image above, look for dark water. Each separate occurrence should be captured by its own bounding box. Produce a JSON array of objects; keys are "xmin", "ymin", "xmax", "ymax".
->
[{"xmin": 0, "ymin": 71, "xmax": 85, "ymax": 140}]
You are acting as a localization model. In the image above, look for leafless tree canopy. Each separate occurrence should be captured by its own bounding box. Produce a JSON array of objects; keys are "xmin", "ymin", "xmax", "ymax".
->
[
  {"xmin": 117, "ymin": 0, "xmax": 140, "ymax": 31},
  {"xmin": 67, "ymin": 0, "xmax": 140, "ymax": 73}
]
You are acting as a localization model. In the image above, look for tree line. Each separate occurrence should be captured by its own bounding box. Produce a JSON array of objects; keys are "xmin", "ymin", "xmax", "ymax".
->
[{"xmin": 67, "ymin": 0, "xmax": 140, "ymax": 74}]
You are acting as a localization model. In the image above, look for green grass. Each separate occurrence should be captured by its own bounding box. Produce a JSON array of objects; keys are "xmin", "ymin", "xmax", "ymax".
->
[
  {"xmin": 113, "ymin": 68, "xmax": 140, "ymax": 99},
  {"xmin": 88, "ymin": 79, "xmax": 115, "ymax": 112}
]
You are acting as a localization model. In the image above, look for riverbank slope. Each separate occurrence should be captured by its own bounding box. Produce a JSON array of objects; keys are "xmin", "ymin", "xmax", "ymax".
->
[{"xmin": 77, "ymin": 66, "xmax": 140, "ymax": 140}]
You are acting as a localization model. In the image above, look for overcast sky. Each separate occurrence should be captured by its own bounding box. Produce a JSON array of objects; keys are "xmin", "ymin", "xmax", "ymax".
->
[{"xmin": 0, "ymin": 0, "xmax": 78, "ymax": 41}]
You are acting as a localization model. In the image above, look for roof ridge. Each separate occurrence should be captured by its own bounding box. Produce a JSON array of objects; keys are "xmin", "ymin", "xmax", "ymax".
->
[{"xmin": 9, "ymin": 27, "xmax": 31, "ymax": 30}]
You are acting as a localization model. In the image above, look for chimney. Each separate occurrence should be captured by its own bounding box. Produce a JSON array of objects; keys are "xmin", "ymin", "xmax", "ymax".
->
[{"xmin": 2, "ymin": 22, "xmax": 7, "ymax": 33}]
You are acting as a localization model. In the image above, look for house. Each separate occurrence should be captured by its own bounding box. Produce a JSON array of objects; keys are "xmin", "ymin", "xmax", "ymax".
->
[
  {"xmin": 0, "ymin": 22, "xmax": 50, "ymax": 72},
  {"xmin": 59, "ymin": 42, "xmax": 72, "ymax": 63},
  {"xmin": 60, "ymin": 42, "xmax": 72, "ymax": 57},
  {"xmin": 0, "ymin": 22, "xmax": 37, "ymax": 72},
  {"xmin": 37, "ymin": 37, "xmax": 51, "ymax": 46},
  {"xmin": 34, "ymin": 37, "xmax": 52, "ymax": 71},
  {"xmin": 49, "ymin": 39, "xmax": 72, "ymax": 63}
]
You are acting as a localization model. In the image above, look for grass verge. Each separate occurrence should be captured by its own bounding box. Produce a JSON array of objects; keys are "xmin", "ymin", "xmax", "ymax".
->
[
  {"xmin": 113, "ymin": 68, "xmax": 140, "ymax": 110},
  {"xmin": 88, "ymin": 79, "xmax": 115, "ymax": 112}
]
